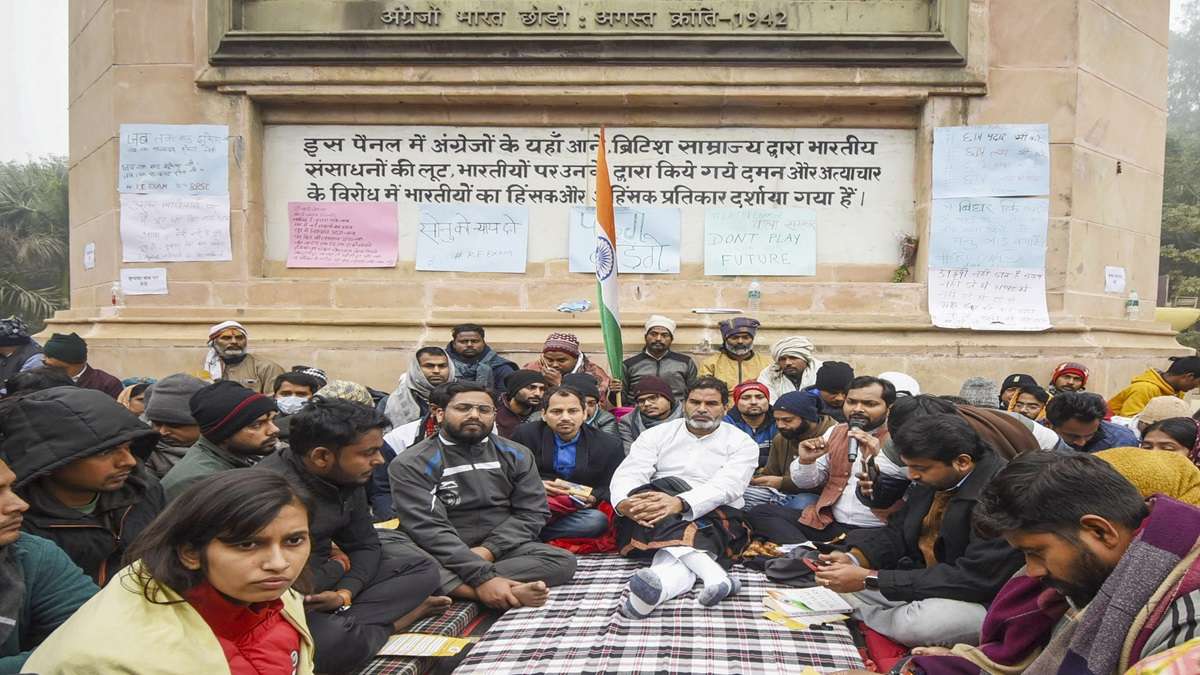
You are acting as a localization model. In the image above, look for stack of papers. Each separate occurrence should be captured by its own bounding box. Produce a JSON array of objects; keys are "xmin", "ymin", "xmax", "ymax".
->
[
  {"xmin": 761, "ymin": 587, "xmax": 853, "ymax": 630},
  {"xmin": 377, "ymin": 634, "xmax": 472, "ymax": 658}
]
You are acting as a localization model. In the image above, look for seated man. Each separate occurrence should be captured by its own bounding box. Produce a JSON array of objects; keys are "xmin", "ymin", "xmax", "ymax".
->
[
  {"xmin": 445, "ymin": 323, "xmax": 518, "ymax": 394},
  {"xmin": 203, "ymin": 320, "xmax": 284, "ymax": 394},
  {"xmin": 258, "ymin": 397, "xmax": 446, "ymax": 674},
  {"xmin": 512, "ymin": 386, "xmax": 624, "ymax": 541},
  {"xmin": 757, "ymin": 336, "xmax": 822, "ymax": 402},
  {"xmin": 387, "ymin": 382, "xmax": 577, "ymax": 610},
  {"xmin": 161, "ymin": 381, "xmax": 280, "ymax": 500},
  {"xmin": 609, "ymin": 377, "xmax": 759, "ymax": 618},
  {"xmin": 0, "ymin": 317, "xmax": 44, "ymax": 395},
  {"xmin": 141, "ymin": 373, "xmax": 206, "ymax": 478},
  {"xmin": 746, "ymin": 376, "xmax": 904, "ymax": 544},
  {"xmin": 1045, "ymin": 391, "xmax": 1137, "ymax": 453},
  {"xmin": 723, "ymin": 381, "xmax": 777, "ymax": 468},
  {"xmin": 802, "ymin": 361, "xmax": 854, "ymax": 423},
  {"xmin": 1010, "ymin": 384, "xmax": 1049, "ymax": 421},
  {"xmin": 999, "ymin": 373, "xmax": 1038, "ymax": 409},
  {"xmin": 565, "ymin": 373, "xmax": 618, "ymax": 435},
  {"xmin": 699, "ymin": 318, "xmax": 772, "ymax": 393},
  {"xmin": 744, "ymin": 391, "xmax": 836, "ymax": 511},
  {"xmin": 495, "ymin": 370, "xmax": 547, "ymax": 439},
  {"xmin": 1109, "ymin": 355, "xmax": 1200, "ymax": 418},
  {"xmin": 619, "ymin": 315, "xmax": 697, "ymax": 404},
  {"xmin": 906, "ymin": 451, "xmax": 1200, "ymax": 673},
  {"xmin": 814, "ymin": 414, "xmax": 1023, "ymax": 648},
  {"xmin": 41, "ymin": 332, "xmax": 122, "ymax": 399},
  {"xmin": 523, "ymin": 333, "xmax": 612, "ymax": 407},
  {"xmin": 617, "ymin": 376, "xmax": 684, "ymax": 453},
  {"xmin": 1048, "ymin": 361, "xmax": 1089, "ymax": 396},
  {"xmin": 383, "ymin": 347, "xmax": 456, "ymax": 428},
  {"xmin": 1, "ymin": 387, "xmax": 163, "ymax": 585},
  {"xmin": 0, "ymin": 457, "xmax": 98, "ymax": 672}
]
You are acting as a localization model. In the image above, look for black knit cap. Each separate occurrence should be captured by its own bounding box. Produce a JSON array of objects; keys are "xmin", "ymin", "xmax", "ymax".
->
[
  {"xmin": 188, "ymin": 380, "xmax": 278, "ymax": 444},
  {"xmin": 1001, "ymin": 373, "xmax": 1038, "ymax": 391},
  {"xmin": 562, "ymin": 373, "xmax": 601, "ymax": 401},
  {"xmin": 43, "ymin": 333, "xmax": 88, "ymax": 363},
  {"xmin": 815, "ymin": 361, "xmax": 855, "ymax": 393},
  {"xmin": 505, "ymin": 369, "xmax": 547, "ymax": 398}
]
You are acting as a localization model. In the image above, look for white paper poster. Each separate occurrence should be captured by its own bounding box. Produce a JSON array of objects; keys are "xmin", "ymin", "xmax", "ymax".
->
[
  {"xmin": 703, "ymin": 207, "xmax": 817, "ymax": 276},
  {"xmin": 415, "ymin": 204, "xmax": 529, "ymax": 273},
  {"xmin": 119, "ymin": 124, "xmax": 230, "ymax": 195},
  {"xmin": 932, "ymin": 124, "xmax": 1050, "ymax": 199},
  {"xmin": 119, "ymin": 193, "xmax": 232, "ymax": 262},
  {"xmin": 83, "ymin": 242, "xmax": 96, "ymax": 270},
  {"xmin": 1105, "ymin": 266, "xmax": 1127, "ymax": 294},
  {"xmin": 568, "ymin": 206, "xmax": 681, "ymax": 274},
  {"xmin": 119, "ymin": 267, "xmax": 169, "ymax": 295},
  {"xmin": 929, "ymin": 198, "xmax": 1048, "ymax": 269},
  {"xmin": 928, "ymin": 268, "xmax": 1051, "ymax": 331}
]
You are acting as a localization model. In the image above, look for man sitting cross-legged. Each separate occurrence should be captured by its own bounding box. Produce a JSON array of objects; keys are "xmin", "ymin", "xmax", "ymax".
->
[
  {"xmin": 610, "ymin": 377, "xmax": 759, "ymax": 618},
  {"xmin": 386, "ymin": 382, "xmax": 577, "ymax": 610}
]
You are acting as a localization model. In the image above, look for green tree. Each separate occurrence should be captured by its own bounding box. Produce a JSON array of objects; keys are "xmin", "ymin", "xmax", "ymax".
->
[{"xmin": 0, "ymin": 156, "xmax": 70, "ymax": 330}]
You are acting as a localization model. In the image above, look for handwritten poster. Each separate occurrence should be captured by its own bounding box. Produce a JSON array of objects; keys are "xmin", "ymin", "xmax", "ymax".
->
[
  {"xmin": 703, "ymin": 207, "xmax": 817, "ymax": 276},
  {"xmin": 119, "ymin": 124, "xmax": 230, "ymax": 196},
  {"xmin": 929, "ymin": 198, "xmax": 1048, "ymax": 269},
  {"xmin": 928, "ymin": 268, "xmax": 1051, "ymax": 331},
  {"xmin": 83, "ymin": 243, "xmax": 96, "ymax": 270},
  {"xmin": 932, "ymin": 124, "xmax": 1049, "ymax": 199},
  {"xmin": 287, "ymin": 201, "xmax": 398, "ymax": 268},
  {"xmin": 416, "ymin": 204, "xmax": 529, "ymax": 273},
  {"xmin": 119, "ymin": 193, "xmax": 233, "ymax": 262},
  {"xmin": 1105, "ymin": 266, "xmax": 1127, "ymax": 294},
  {"xmin": 568, "ymin": 206, "xmax": 681, "ymax": 274},
  {"xmin": 119, "ymin": 268, "xmax": 169, "ymax": 295}
]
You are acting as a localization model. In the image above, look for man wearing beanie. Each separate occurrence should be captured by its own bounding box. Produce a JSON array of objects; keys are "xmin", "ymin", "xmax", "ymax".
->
[
  {"xmin": 999, "ymin": 373, "xmax": 1038, "ymax": 409},
  {"xmin": 160, "ymin": 381, "xmax": 280, "ymax": 500},
  {"xmin": 618, "ymin": 315, "xmax": 697, "ymax": 404},
  {"xmin": 744, "ymin": 391, "xmax": 836, "ymax": 510},
  {"xmin": 0, "ymin": 317, "xmax": 45, "ymax": 392},
  {"xmin": 523, "ymin": 332, "xmax": 612, "ymax": 408},
  {"xmin": 723, "ymin": 382, "xmax": 777, "ymax": 468},
  {"xmin": 202, "ymin": 320, "xmax": 284, "ymax": 394},
  {"xmin": 801, "ymin": 360, "xmax": 855, "ymax": 423},
  {"xmin": 41, "ymin": 333, "xmax": 122, "ymax": 399},
  {"xmin": 496, "ymin": 370, "xmax": 547, "ymax": 439},
  {"xmin": 562, "ymin": 372, "xmax": 618, "ymax": 435},
  {"xmin": 617, "ymin": 376, "xmax": 684, "ymax": 453},
  {"xmin": 1048, "ymin": 361, "xmax": 1090, "ymax": 396},
  {"xmin": 699, "ymin": 317, "xmax": 772, "ymax": 393},
  {"xmin": 0, "ymin": 387, "xmax": 164, "ymax": 585},
  {"xmin": 141, "ymin": 373, "xmax": 207, "ymax": 478}
]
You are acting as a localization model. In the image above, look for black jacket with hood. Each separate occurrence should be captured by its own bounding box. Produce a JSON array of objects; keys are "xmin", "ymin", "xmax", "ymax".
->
[{"xmin": 1, "ymin": 386, "xmax": 163, "ymax": 586}]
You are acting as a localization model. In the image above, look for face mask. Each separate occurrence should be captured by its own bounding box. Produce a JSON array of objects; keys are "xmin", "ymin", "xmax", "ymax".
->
[{"xmin": 276, "ymin": 395, "xmax": 307, "ymax": 415}]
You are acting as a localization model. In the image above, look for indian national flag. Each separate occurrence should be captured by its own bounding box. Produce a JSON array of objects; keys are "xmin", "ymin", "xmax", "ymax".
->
[{"xmin": 594, "ymin": 128, "xmax": 624, "ymax": 383}]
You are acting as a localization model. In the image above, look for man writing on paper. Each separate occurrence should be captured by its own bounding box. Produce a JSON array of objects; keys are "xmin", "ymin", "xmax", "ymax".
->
[{"xmin": 203, "ymin": 320, "xmax": 284, "ymax": 395}]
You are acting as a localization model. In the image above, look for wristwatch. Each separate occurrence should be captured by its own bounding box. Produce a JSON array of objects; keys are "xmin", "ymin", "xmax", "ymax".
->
[{"xmin": 864, "ymin": 575, "xmax": 880, "ymax": 591}]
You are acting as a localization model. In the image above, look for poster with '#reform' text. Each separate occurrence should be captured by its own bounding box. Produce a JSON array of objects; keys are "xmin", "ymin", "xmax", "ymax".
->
[
  {"xmin": 568, "ymin": 207, "xmax": 681, "ymax": 274},
  {"xmin": 119, "ymin": 124, "xmax": 230, "ymax": 195},
  {"xmin": 932, "ymin": 124, "xmax": 1049, "ymax": 199},
  {"xmin": 416, "ymin": 204, "xmax": 529, "ymax": 273},
  {"xmin": 119, "ymin": 193, "xmax": 232, "ymax": 262},
  {"xmin": 287, "ymin": 202, "xmax": 398, "ymax": 268},
  {"xmin": 703, "ymin": 207, "xmax": 817, "ymax": 276}
]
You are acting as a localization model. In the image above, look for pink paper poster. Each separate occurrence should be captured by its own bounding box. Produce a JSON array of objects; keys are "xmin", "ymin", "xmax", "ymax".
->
[{"xmin": 287, "ymin": 201, "xmax": 398, "ymax": 268}]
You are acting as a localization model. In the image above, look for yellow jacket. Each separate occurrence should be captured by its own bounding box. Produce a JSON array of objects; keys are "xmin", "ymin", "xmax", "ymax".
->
[
  {"xmin": 1096, "ymin": 447, "xmax": 1200, "ymax": 506},
  {"xmin": 25, "ymin": 563, "xmax": 315, "ymax": 674},
  {"xmin": 1108, "ymin": 369, "xmax": 1182, "ymax": 417},
  {"xmin": 699, "ymin": 350, "xmax": 774, "ymax": 392}
]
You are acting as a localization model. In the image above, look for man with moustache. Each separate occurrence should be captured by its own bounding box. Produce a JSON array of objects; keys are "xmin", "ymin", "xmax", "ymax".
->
[
  {"xmin": 202, "ymin": 320, "xmax": 284, "ymax": 394},
  {"xmin": 161, "ymin": 381, "xmax": 281, "ymax": 500},
  {"xmin": 0, "ymin": 457, "xmax": 98, "ymax": 672},
  {"xmin": 617, "ymin": 315, "xmax": 697, "ymax": 403},
  {"xmin": 746, "ymin": 376, "xmax": 905, "ymax": 544},
  {"xmin": 259, "ymin": 397, "xmax": 446, "ymax": 674},
  {"xmin": 723, "ymin": 381, "xmax": 777, "ymax": 468},
  {"xmin": 0, "ymin": 387, "xmax": 164, "ymax": 585},
  {"xmin": 140, "ymin": 373, "xmax": 207, "ymax": 478},
  {"xmin": 387, "ymin": 382, "xmax": 577, "ymax": 610},
  {"xmin": 445, "ymin": 324, "xmax": 518, "ymax": 394},
  {"xmin": 610, "ymin": 377, "xmax": 759, "ymax": 618},
  {"xmin": 495, "ymin": 370, "xmax": 548, "ymax": 439},
  {"xmin": 699, "ymin": 318, "xmax": 772, "ymax": 393},
  {"xmin": 742, "ymin": 391, "xmax": 836, "ymax": 510}
]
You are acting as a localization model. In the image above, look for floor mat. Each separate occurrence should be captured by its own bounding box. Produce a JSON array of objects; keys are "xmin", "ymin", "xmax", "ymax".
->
[{"xmin": 355, "ymin": 601, "xmax": 486, "ymax": 675}]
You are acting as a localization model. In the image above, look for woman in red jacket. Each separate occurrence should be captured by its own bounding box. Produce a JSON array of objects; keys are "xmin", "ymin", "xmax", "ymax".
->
[{"xmin": 26, "ymin": 469, "xmax": 317, "ymax": 674}]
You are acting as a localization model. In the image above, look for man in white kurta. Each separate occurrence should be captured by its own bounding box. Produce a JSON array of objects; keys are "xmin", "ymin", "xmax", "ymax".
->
[{"xmin": 609, "ymin": 378, "xmax": 759, "ymax": 618}]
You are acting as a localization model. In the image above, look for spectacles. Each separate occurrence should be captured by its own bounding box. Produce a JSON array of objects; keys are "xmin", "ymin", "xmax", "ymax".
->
[{"xmin": 450, "ymin": 403, "xmax": 496, "ymax": 415}]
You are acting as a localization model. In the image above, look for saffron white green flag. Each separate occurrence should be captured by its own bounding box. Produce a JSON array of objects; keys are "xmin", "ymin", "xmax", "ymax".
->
[{"xmin": 594, "ymin": 129, "xmax": 624, "ymax": 386}]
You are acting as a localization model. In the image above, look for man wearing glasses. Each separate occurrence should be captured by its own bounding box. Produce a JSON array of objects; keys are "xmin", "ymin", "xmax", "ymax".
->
[{"xmin": 386, "ymin": 381, "xmax": 577, "ymax": 610}]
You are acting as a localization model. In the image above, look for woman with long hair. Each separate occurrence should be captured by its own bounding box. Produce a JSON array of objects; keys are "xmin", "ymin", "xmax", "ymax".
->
[{"xmin": 25, "ymin": 469, "xmax": 316, "ymax": 674}]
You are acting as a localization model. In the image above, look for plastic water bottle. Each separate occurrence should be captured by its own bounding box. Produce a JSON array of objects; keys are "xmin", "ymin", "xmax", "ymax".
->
[
  {"xmin": 110, "ymin": 281, "xmax": 124, "ymax": 308},
  {"xmin": 1125, "ymin": 290, "xmax": 1140, "ymax": 320},
  {"xmin": 747, "ymin": 280, "xmax": 762, "ymax": 312}
]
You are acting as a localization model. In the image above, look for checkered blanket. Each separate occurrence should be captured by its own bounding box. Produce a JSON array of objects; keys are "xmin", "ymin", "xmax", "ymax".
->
[
  {"xmin": 354, "ymin": 601, "xmax": 482, "ymax": 675},
  {"xmin": 453, "ymin": 554, "xmax": 864, "ymax": 674}
]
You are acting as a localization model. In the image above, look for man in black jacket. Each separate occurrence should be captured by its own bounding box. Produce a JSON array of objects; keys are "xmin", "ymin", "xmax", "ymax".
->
[
  {"xmin": 258, "ymin": 397, "xmax": 446, "ymax": 674},
  {"xmin": 512, "ymin": 386, "xmax": 624, "ymax": 541},
  {"xmin": 0, "ymin": 386, "xmax": 164, "ymax": 586},
  {"xmin": 813, "ymin": 413, "xmax": 1023, "ymax": 647}
]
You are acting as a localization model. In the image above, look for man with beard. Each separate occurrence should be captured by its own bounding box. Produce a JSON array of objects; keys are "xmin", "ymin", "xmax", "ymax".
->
[
  {"xmin": 618, "ymin": 315, "xmax": 697, "ymax": 403},
  {"xmin": 699, "ymin": 318, "xmax": 772, "ymax": 393},
  {"xmin": 40, "ymin": 333, "xmax": 123, "ymax": 398},
  {"xmin": 757, "ymin": 336, "xmax": 823, "ymax": 403},
  {"xmin": 0, "ymin": 387, "xmax": 164, "ymax": 585},
  {"xmin": 722, "ymin": 381, "xmax": 777, "ymax": 467},
  {"xmin": 445, "ymin": 324, "xmax": 518, "ymax": 394},
  {"xmin": 745, "ymin": 376, "xmax": 904, "ymax": 544},
  {"xmin": 743, "ymin": 391, "xmax": 836, "ymax": 510},
  {"xmin": 258, "ymin": 397, "xmax": 447, "ymax": 674},
  {"xmin": 813, "ymin": 414, "xmax": 1022, "ymax": 648},
  {"xmin": 1048, "ymin": 361, "xmax": 1089, "ymax": 396},
  {"xmin": 161, "ymin": 381, "xmax": 280, "ymax": 500},
  {"xmin": 609, "ymin": 377, "xmax": 759, "ymax": 618},
  {"xmin": 496, "ymin": 370, "xmax": 548, "ymax": 438},
  {"xmin": 384, "ymin": 347, "xmax": 456, "ymax": 427},
  {"xmin": 903, "ymin": 452, "xmax": 1200, "ymax": 674},
  {"xmin": 617, "ymin": 376, "xmax": 684, "ymax": 453},
  {"xmin": 141, "ymin": 373, "xmax": 207, "ymax": 478},
  {"xmin": 524, "ymin": 333, "xmax": 612, "ymax": 408},
  {"xmin": 512, "ymin": 387, "xmax": 624, "ymax": 541},
  {"xmin": 202, "ymin": 320, "xmax": 284, "ymax": 394},
  {"xmin": 386, "ymin": 382, "xmax": 577, "ymax": 610},
  {"xmin": 1045, "ymin": 391, "xmax": 1137, "ymax": 453}
]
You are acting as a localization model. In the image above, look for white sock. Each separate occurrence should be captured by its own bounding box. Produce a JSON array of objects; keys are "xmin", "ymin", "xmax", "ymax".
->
[
  {"xmin": 621, "ymin": 551, "xmax": 696, "ymax": 619},
  {"xmin": 678, "ymin": 548, "xmax": 729, "ymax": 587}
]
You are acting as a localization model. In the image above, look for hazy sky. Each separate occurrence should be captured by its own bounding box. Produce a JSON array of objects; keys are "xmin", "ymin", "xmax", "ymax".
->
[{"xmin": 0, "ymin": 0, "xmax": 1190, "ymax": 163}]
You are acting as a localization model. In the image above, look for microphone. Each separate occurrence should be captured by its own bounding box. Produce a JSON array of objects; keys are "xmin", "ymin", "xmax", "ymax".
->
[{"xmin": 847, "ymin": 418, "xmax": 866, "ymax": 464}]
